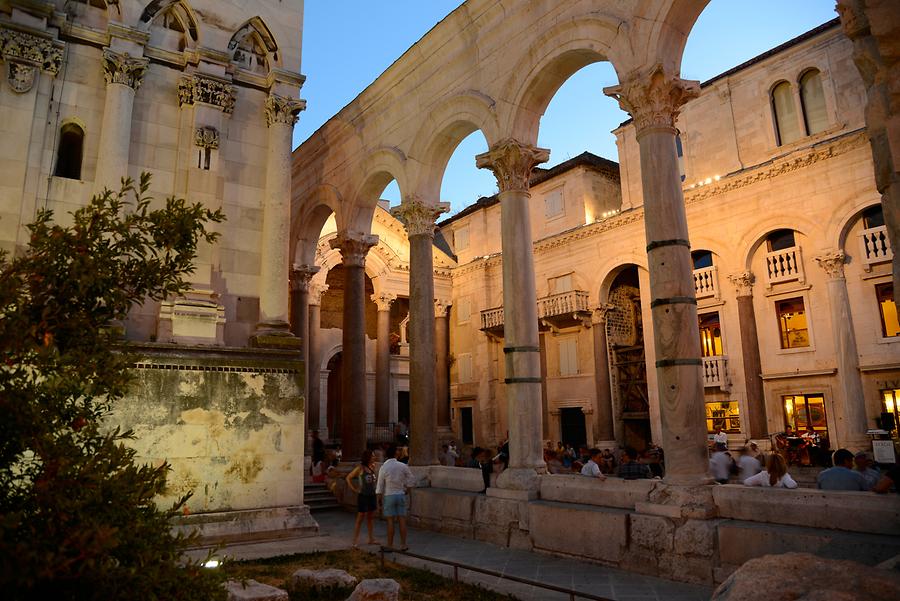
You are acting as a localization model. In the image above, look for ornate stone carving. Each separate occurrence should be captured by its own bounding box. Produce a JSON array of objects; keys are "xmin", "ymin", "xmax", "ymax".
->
[
  {"xmin": 390, "ymin": 195, "xmax": 450, "ymax": 238},
  {"xmin": 603, "ymin": 64, "xmax": 700, "ymax": 135},
  {"xmin": 7, "ymin": 62, "xmax": 35, "ymax": 93},
  {"xmin": 727, "ymin": 271, "xmax": 755, "ymax": 297},
  {"xmin": 309, "ymin": 281, "xmax": 329, "ymax": 305},
  {"xmin": 193, "ymin": 126, "xmax": 219, "ymax": 149},
  {"xmin": 371, "ymin": 292, "xmax": 396, "ymax": 312},
  {"xmin": 814, "ymin": 250, "xmax": 847, "ymax": 280},
  {"xmin": 330, "ymin": 233, "xmax": 378, "ymax": 268},
  {"xmin": 264, "ymin": 93, "xmax": 306, "ymax": 127},
  {"xmin": 591, "ymin": 304, "xmax": 616, "ymax": 326},
  {"xmin": 178, "ymin": 75, "xmax": 237, "ymax": 113},
  {"xmin": 434, "ymin": 299, "xmax": 451, "ymax": 317},
  {"xmin": 290, "ymin": 264, "xmax": 320, "ymax": 292},
  {"xmin": 0, "ymin": 26, "xmax": 63, "ymax": 75},
  {"xmin": 476, "ymin": 138, "xmax": 550, "ymax": 193},
  {"xmin": 102, "ymin": 49, "xmax": 148, "ymax": 90}
]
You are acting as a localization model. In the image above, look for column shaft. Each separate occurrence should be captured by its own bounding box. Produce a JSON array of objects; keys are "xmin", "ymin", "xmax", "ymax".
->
[
  {"xmin": 259, "ymin": 121, "xmax": 293, "ymax": 328},
  {"xmin": 735, "ymin": 296, "xmax": 767, "ymax": 438},
  {"xmin": 308, "ymin": 302, "xmax": 322, "ymax": 432},
  {"xmin": 592, "ymin": 311, "xmax": 615, "ymax": 443},
  {"xmin": 435, "ymin": 310, "xmax": 451, "ymax": 429},
  {"xmin": 342, "ymin": 261, "xmax": 368, "ymax": 459},
  {"xmin": 408, "ymin": 234, "xmax": 438, "ymax": 464},
  {"xmin": 374, "ymin": 301, "xmax": 393, "ymax": 423}
]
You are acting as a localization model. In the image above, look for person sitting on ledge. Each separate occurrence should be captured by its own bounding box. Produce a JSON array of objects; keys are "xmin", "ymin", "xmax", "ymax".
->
[
  {"xmin": 873, "ymin": 464, "xmax": 900, "ymax": 494},
  {"xmin": 854, "ymin": 451, "xmax": 881, "ymax": 491},
  {"xmin": 817, "ymin": 449, "xmax": 866, "ymax": 491},
  {"xmin": 580, "ymin": 448, "xmax": 607, "ymax": 480},
  {"xmin": 743, "ymin": 453, "xmax": 797, "ymax": 488},
  {"xmin": 616, "ymin": 447, "xmax": 653, "ymax": 480}
]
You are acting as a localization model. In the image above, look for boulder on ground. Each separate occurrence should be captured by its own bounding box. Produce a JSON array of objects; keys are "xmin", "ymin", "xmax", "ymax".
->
[
  {"xmin": 346, "ymin": 578, "xmax": 401, "ymax": 601},
  {"xmin": 225, "ymin": 579, "xmax": 289, "ymax": 601},
  {"xmin": 289, "ymin": 567, "xmax": 359, "ymax": 591},
  {"xmin": 712, "ymin": 552, "xmax": 900, "ymax": 601}
]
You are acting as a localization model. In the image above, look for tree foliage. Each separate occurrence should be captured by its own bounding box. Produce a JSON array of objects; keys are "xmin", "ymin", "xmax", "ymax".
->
[{"xmin": 0, "ymin": 174, "xmax": 227, "ymax": 600}]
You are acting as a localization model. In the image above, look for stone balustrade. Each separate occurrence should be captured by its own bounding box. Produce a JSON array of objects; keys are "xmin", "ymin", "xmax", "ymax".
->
[
  {"xmin": 702, "ymin": 355, "xmax": 728, "ymax": 388},
  {"xmin": 858, "ymin": 224, "xmax": 893, "ymax": 271},
  {"xmin": 692, "ymin": 265, "xmax": 719, "ymax": 299},
  {"xmin": 765, "ymin": 245, "xmax": 805, "ymax": 286},
  {"xmin": 479, "ymin": 306, "xmax": 505, "ymax": 331},
  {"xmin": 537, "ymin": 290, "xmax": 591, "ymax": 318}
]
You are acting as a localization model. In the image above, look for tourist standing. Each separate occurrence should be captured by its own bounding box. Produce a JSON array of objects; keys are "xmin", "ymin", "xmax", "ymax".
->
[
  {"xmin": 743, "ymin": 453, "xmax": 798, "ymax": 488},
  {"xmin": 376, "ymin": 444, "xmax": 415, "ymax": 551},
  {"xmin": 817, "ymin": 449, "xmax": 866, "ymax": 491},
  {"xmin": 345, "ymin": 450, "xmax": 379, "ymax": 548}
]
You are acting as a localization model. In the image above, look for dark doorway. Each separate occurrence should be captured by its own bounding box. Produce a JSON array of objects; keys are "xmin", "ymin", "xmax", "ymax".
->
[
  {"xmin": 560, "ymin": 407, "xmax": 587, "ymax": 448},
  {"xmin": 326, "ymin": 352, "xmax": 343, "ymax": 441},
  {"xmin": 397, "ymin": 391, "xmax": 410, "ymax": 425},
  {"xmin": 459, "ymin": 407, "xmax": 473, "ymax": 445}
]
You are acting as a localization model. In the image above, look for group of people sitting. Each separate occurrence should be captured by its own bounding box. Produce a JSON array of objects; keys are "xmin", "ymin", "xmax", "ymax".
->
[
  {"xmin": 544, "ymin": 442, "xmax": 664, "ymax": 480},
  {"xmin": 773, "ymin": 425, "xmax": 829, "ymax": 466}
]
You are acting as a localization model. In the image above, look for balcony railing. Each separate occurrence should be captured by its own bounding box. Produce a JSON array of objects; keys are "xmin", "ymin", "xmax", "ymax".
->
[
  {"xmin": 858, "ymin": 225, "xmax": 893, "ymax": 271},
  {"xmin": 537, "ymin": 290, "xmax": 591, "ymax": 319},
  {"xmin": 480, "ymin": 306, "xmax": 504, "ymax": 331},
  {"xmin": 702, "ymin": 355, "xmax": 728, "ymax": 389},
  {"xmin": 765, "ymin": 246, "xmax": 804, "ymax": 286},
  {"xmin": 693, "ymin": 266, "xmax": 719, "ymax": 300}
]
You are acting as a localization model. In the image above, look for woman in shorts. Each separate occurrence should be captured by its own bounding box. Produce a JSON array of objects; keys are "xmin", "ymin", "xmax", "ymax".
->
[{"xmin": 346, "ymin": 449, "xmax": 379, "ymax": 548}]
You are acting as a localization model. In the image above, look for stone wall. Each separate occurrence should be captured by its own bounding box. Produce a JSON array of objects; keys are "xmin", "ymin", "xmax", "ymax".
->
[{"xmin": 107, "ymin": 343, "xmax": 317, "ymax": 542}]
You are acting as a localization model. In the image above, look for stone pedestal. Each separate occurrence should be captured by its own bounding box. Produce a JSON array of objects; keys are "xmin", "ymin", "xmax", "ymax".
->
[
  {"xmin": 477, "ymin": 139, "xmax": 549, "ymax": 487},
  {"xmin": 727, "ymin": 272, "xmax": 768, "ymax": 440},
  {"xmin": 373, "ymin": 292, "xmax": 396, "ymax": 424}
]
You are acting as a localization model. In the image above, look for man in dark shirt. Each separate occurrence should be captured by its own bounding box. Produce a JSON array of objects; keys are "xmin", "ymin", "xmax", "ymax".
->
[
  {"xmin": 874, "ymin": 465, "xmax": 900, "ymax": 494},
  {"xmin": 311, "ymin": 430, "xmax": 325, "ymax": 471},
  {"xmin": 616, "ymin": 447, "xmax": 653, "ymax": 480}
]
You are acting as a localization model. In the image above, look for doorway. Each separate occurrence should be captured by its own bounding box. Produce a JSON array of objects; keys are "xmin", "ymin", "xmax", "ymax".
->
[
  {"xmin": 459, "ymin": 407, "xmax": 474, "ymax": 445},
  {"xmin": 560, "ymin": 407, "xmax": 587, "ymax": 448},
  {"xmin": 397, "ymin": 391, "xmax": 410, "ymax": 426}
]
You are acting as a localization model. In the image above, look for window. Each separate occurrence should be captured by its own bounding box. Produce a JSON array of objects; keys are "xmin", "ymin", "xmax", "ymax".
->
[
  {"xmin": 551, "ymin": 274, "xmax": 573, "ymax": 294},
  {"xmin": 698, "ymin": 312, "xmax": 723, "ymax": 357},
  {"xmin": 706, "ymin": 400, "xmax": 741, "ymax": 434},
  {"xmin": 771, "ymin": 81, "xmax": 802, "ymax": 146},
  {"xmin": 882, "ymin": 390, "xmax": 899, "ymax": 438},
  {"xmin": 783, "ymin": 394, "xmax": 828, "ymax": 438},
  {"xmin": 675, "ymin": 133, "xmax": 686, "ymax": 182},
  {"xmin": 544, "ymin": 187, "xmax": 564, "ymax": 219},
  {"xmin": 766, "ymin": 229, "xmax": 796, "ymax": 252},
  {"xmin": 457, "ymin": 353, "xmax": 473, "ymax": 383},
  {"xmin": 456, "ymin": 297, "xmax": 471, "ymax": 324},
  {"xmin": 692, "ymin": 250, "xmax": 713, "ymax": 270},
  {"xmin": 454, "ymin": 226, "xmax": 469, "ymax": 252},
  {"xmin": 54, "ymin": 123, "xmax": 84, "ymax": 180},
  {"xmin": 776, "ymin": 297, "xmax": 810, "ymax": 349},
  {"xmin": 799, "ymin": 69, "xmax": 828, "ymax": 136},
  {"xmin": 558, "ymin": 338, "xmax": 578, "ymax": 376},
  {"xmin": 876, "ymin": 283, "xmax": 899, "ymax": 337},
  {"xmin": 863, "ymin": 205, "xmax": 885, "ymax": 229}
]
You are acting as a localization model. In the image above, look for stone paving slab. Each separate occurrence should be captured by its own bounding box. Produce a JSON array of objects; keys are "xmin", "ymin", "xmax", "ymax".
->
[{"xmin": 189, "ymin": 510, "xmax": 712, "ymax": 601}]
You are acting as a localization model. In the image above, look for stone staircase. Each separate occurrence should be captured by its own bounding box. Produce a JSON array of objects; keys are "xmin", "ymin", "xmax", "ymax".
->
[{"xmin": 305, "ymin": 482, "xmax": 342, "ymax": 512}]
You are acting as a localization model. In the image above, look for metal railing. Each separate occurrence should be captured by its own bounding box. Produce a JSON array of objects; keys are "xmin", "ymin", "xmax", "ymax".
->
[{"xmin": 380, "ymin": 547, "xmax": 613, "ymax": 601}]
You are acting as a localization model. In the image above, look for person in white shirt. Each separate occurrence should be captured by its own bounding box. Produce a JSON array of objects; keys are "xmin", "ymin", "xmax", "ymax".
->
[
  {"xmin": 376, "ymin": 444, "xmax": 415, "ymax": 550},
  {"xmin": 735, "ymin": 446, "xmax": 762, "ymax": 481},
  {"xmin": 713, "ymin": 428, "xmax": 728, "ymax": 446},
  {"xmin": 580, "ymin": 449, "xmax": 607, "ymax": 480},
  {"xmin": 709, "ymin": 443, "xmax": 734, "ymax": 484},
  {"xmin": 743, "ymin": 453, "xmax": 798, "ymax": 489},
  {"xmin": 441, "ymin": 444, "xmax": 459, "ymax": 467}
]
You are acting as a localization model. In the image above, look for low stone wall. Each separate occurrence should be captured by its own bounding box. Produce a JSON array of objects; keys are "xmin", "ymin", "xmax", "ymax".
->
[{"xmin": 107, "ymin": 343, "xmax": 318, "ymax": 542}]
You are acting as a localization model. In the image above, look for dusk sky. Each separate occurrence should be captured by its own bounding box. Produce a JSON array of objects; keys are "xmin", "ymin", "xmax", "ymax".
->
[{"xmin": 295, "ymin": 1, "xmax": 839, "ymax": 215}]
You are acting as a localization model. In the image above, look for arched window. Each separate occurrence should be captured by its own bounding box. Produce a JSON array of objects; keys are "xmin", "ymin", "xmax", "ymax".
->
[
  {"xmin": 799, "ymin": 69, "xmax": 827, "ymax": 136},
  {"xmin": 766, "ymin": 229, "xmax": 796, "ymax": 252},
  {"xmin": 145, "ymin": 2, "xmax": 198, "ymax": 53},
  {"xmin": 229, "ymin": 20, "xmax": 278, "ymax": 74},
  {"xmin": 771, "ymin": 81, "xmax": 801, "ymax": 146},
  {"xmin": 54, "ymin": 123, "xmax": 84, "ymax": 180}
]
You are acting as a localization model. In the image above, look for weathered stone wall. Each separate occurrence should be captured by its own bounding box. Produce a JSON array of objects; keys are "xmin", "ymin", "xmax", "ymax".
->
[{"xmin": 107, "ymin": 343, "xmax": 316, "ymax": 541}]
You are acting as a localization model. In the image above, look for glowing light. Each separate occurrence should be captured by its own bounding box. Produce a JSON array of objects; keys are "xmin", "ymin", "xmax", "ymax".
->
[
  {"xmin": 203, "ymin": 559, "xmax": 221, "ymax": 569},
  {"xmin": 714, "ymin": 175, "xmax": 721, "ymax": 181},
  {"xmin": 704, "ymin": 177, "xmax": 712, "ymax": 185}
]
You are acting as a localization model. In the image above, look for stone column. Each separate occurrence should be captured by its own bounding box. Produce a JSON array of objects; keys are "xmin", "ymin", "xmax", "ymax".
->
[
  {"xmin": 815, "ymin": 251, "xmax": 870, "ymax": 450},
  {"xmin": 477, "ymin": 139, "xmax": 550, "ymax": 491},
  {"xmin": 254, "ymin": 94, "xmax": 306, "ymax": 346},
  {"xmin": 727, "ymin": 272, "xmax": 768, "ymax": 440},
  {"xmin": 291, "ymin": 264, "xmax": 319, "ymax": 432},
  {"xmin": 93, "ymin": 50, "xmax": 147, "ymax": 195},
  {"xmin": 330, "ymin": 233, "xmax": 377, "ymax": 459},
  {"xmin": 605, "ymin": 66, "xmax": 709, "ymax": 485},
  {"xmin": 372, "ymin": 292, "xmax": 396, "ymax": 424},
  {"xmin": 392, "ymin": 197, "xmax": 449, "ymax": 466},
  {"xmin": 308, "ymin": 281, "xmax": 329, "ymax": 437},
  {"xmin": 434, "ymin": 299, "xmax": 452, "ymax": 433},
  {"xmin": 591, "ymin": 305, "xmax": 616, "ymax": 447}
]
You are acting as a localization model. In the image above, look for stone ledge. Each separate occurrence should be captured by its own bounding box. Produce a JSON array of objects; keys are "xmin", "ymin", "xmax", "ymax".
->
[
  {"xmin": 429, "ymin": 466, "xmax": 484, "ymax": 492},
  {"xmin": 539, "ymin": 473, "xmax": 656, "ymax": 509},
  {"xmin": 529, "ymin": 500, "xmax": 629, "ymax": 563},
  {"xmin": 174, "ymin": 505, "xmax": 319, "ymax": 544}
]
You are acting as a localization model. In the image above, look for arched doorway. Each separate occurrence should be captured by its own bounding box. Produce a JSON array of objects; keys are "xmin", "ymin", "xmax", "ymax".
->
[{"xmin": 326, "ymin": 351, "xmax": 343, "ymax": 442}]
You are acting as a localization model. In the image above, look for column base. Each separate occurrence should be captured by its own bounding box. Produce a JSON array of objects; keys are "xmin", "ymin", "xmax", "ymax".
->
[
  {"xmin": 495, "ymin": 467, "xmax": 544, "ymax": 494},
  {"xmin": 251, "ymin": 320, "xmax": 302, "ymax": 349}
]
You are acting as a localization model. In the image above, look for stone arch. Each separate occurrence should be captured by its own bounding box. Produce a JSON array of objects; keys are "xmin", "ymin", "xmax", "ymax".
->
[
  {"xmin": 596, "ymin": 257, "xmax": 649, "ymax": 305},
  {"xmin": 292, "ymin": 184, "xmax": 343, "ymax": 265},
  {"xmin": 408, "ymin": 91, "xmax": 500, "ymax": 201},
  {"xmin": 833, "ymin": 200, "xmax": 886, "ymax": 253},
  {"xmin": 739, "ymin": 217, "xmax": 818, "ymax": 271},
  {"xmin": 345, "ymin": 148, "xmax": 408, "ymax": 233},
  {"xmin": 139, "ymin": 1, "xmax": 199, "ymax": 41},
  {"xmin": 229, "ymin": 17, "xmax": 280, "ymax": 73},
  {"xmin": 502, "ymin": 15, "xmax": 624, "ymax": 145},
  {"xmin": 641, "ymin": 0, "xmax": 711, "ymax": 75}
]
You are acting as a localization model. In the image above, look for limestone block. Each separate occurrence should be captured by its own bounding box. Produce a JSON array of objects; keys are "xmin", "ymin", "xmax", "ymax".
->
[
  {"xmin": 539, "ymin": 474, "xmax": 655, "ymax": 509},
  {"xmin": 630, "ymin": 513, "xmax": 675, "ymax": 552},
  {"xmin": 346, "ymin": 578, "xmax": 400, "ymax": 601},
  {"xmin": 710, "ymin": 552, "xmax": 900, "ymax": 601},
  {"xmin": 659, "ymin": 554, "xmax": 715, "ymax": 585},
  {"xmin": 225, "ymin": 579, "xmax": 289, "ymax": 601},
  {"xmin": 529, "ymin": 500, "xmax": 628, "ymax": 563},
  {"xmin": 429, "ymin": 466, "xmax": 484, "ymax": 492},
  {"xmin": 289, "ymin": 568, "xmax": 358, "ymax": 592},
  {"xmin": 674, "ymin": 519, "xmax": 719, "ymax": 558}
]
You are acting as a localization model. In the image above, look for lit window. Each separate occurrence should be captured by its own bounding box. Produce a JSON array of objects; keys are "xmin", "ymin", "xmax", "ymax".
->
[
  {"xmin": 454, "ymin": 226, "xmax": 469, "ymax": 252},
  {"xmin": 457, "ymin": 353, "xmax": 473, "ymax": 383},
  {"xmin": 771, "ymin": 81, "xmax": 802, "ymax": 146},
  {"xmin": 783, "ymin": 394, "xmax": 828, "ymax": 438},
  {"xmin": 698, "ymin": 312, "xmax": 723, "ymax": 357},
  {"xmin": 558, "ymin": 338, "xmax": 578, "ymax": 376},
  {"xmin": 54, "ymin": 123, "xmax": 84, "ymax": 180},
  {"xmin": 776, "ymin": 297, "xmax": 810, "ymax": 349},
  {"xmin": 706, "ymin": 400, "xmax": 741, "ymax": 434},
  {"xmin": 544, "ymin": 188, "xmax": 564, "ymax": 219},
  {"xmin": 799, "ymin": 69, "xmax": 828, "ymax": 136},
  {"xmin": 456, "ymin": 297, "xmax": 471, "ymax": 324},
  {"xmin": 876, "ymin": 283, "xmax": 899, "ymax": 337},
  {"xmin": 882, "ymin": 390, "xmax": 899, "ymax": 437},
  {"xmin": 766, "ymin": 229, "xmax": 796, "ymax": 252}
]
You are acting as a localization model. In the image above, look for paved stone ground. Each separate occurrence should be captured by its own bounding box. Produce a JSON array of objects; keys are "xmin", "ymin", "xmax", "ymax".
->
[{"xmin": 190, "ymin": 509, "xmax": 713, "ymax": 601}]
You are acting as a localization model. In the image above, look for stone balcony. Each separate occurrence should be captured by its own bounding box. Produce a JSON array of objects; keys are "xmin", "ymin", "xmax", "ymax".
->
[
  {"xmin": 480, "ymin": 306, "xmax": 505, "ymax": 335},
  {"xmin": 693, "ymin": 265, "xmax": 719, "ymax": 300},
  {"xmin": 859, "ymin": 224, "xmax": 892, "ymax": 271},
  {"xmin": 765, "ymin": 245, "xmax": 804, "ymax": 287},
  {"xmin": 538, "ymin": 290, "xmax": 592, "ymax": 330},
  {"xmin": 702, "ymin": 355, "xmax": 729, "ymax": 389}
]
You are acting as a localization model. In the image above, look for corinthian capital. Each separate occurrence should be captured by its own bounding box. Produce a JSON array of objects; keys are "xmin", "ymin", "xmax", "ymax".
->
[
  {"xmin": 309, "ymin": 281, "xmax": 329, "ymax": 305},
  {"xmin": 814, "ymin": 250, "xmax": 846, "ymax": 280},
  {"xmin": 476, "ymin": 138, "xmax": 550, "ymax": 193},
  {"xmin": 264, "ymin": 93, "xmax": 306, "ymax": 127},
  {"xmin": 727, "ymin": 271, "xmax": 755, "ymax": 297},
  {"xmin": 371, "ymin": 292, "xmax": 397, "ymax": 312},
  {"xmin": 102, "ymin": 49, "xmax": 148, "ymax": 90},
  {"xmin": 330, "ymin": 232, "xmax": 378, "ymax": 268},
  {"xmin": 603, "ymin": 64, "xmax": 699, "ymax": 136},
  {"xmin": 434, "ymin": 298, "xmax": 451, "ymax": 317},
  {"xmin": 290, "ymin": 264, "xmax": 320, "ymax": 292},
  {"xmin": 391, "ymin": 195, "xmax": 450, "ymax": 238}
]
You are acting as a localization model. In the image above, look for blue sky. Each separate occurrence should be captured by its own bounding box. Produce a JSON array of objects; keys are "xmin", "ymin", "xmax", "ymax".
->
[{"xmin": 295, "ymin": 1, "xmax": 838, "ymax": 215}]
